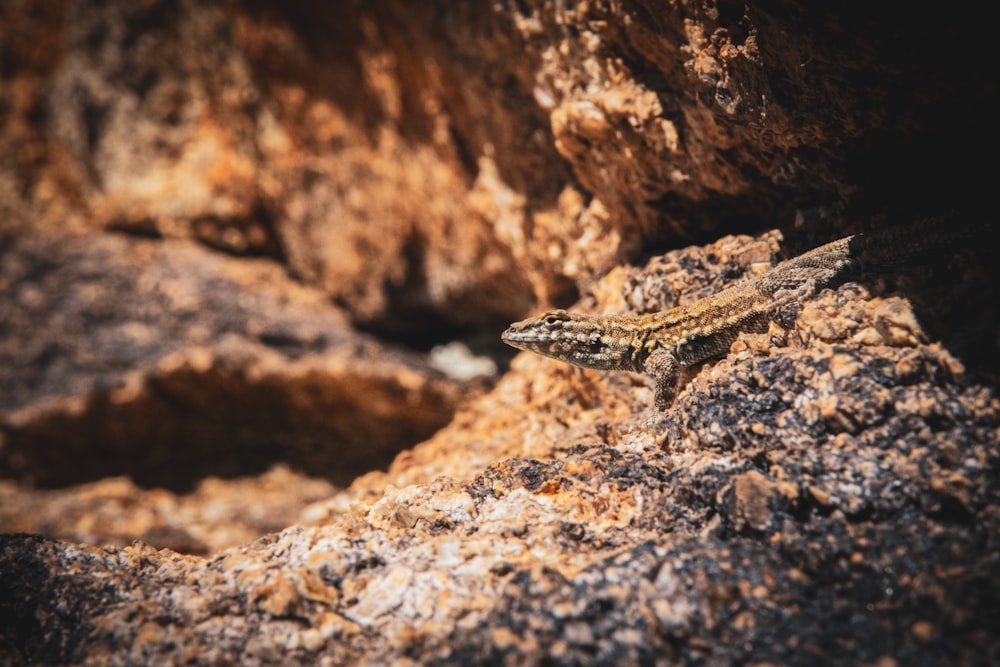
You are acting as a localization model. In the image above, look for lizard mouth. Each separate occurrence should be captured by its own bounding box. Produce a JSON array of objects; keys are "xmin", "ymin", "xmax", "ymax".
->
[{"xmin": 500, "ymin": 327, "xmax": 528, "ymax": 349}]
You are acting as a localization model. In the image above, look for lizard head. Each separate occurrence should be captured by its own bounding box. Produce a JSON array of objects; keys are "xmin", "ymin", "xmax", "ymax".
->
[{"xmin": 501, "ymin": 309, "xmax": 638, "ymax": 371}]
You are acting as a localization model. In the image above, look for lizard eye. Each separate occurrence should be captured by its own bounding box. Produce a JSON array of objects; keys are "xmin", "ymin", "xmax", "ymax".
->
[{"xmin": 543, "ymin": 311, "xmax": 568, "ymax": 326}]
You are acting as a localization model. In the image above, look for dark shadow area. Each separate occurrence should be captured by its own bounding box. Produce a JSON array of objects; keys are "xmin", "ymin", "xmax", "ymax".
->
[
  {"xmin": 782, "ymin": 210, "xmax": 1000, "ymax": 389},
  {"xmin": 0, "ymin": 362, "xmax": 458, "ymax": 493},
  {"xmin": 638, "ymin": 190, "xmax": 802, "ymax": 260}
]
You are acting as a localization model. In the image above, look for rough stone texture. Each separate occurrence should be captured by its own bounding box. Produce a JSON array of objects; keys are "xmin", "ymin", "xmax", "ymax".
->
[
  {"xmin": 5, "ymin": 1, "xmax": 993, "ymax": 329},
  {"xmin": 2, "ymin": 0, "xmax": 999, "ymax": 665},
  {"xmin": 3, "ymin": 0, "xmax": 548, "ymax": 335},
  {"xmin": 3, "ymin": 229, "xmax": 998, "ymax": 665},
  {"xmin": 0, "ymin": 231, "xmax": 465, "ymax": 490},
  {"xmin": 0, "ymin": 466, "xmax": 335, "ymax": 555}
]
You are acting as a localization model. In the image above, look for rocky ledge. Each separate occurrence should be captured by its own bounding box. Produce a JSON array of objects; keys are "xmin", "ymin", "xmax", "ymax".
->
[
  {"xmin": 2, "ymin": 0, "xmax": 998, "ymax": 664},
  {"xmin": 3, "ymin": 229, "xmax": 998, "ymax": 665}
]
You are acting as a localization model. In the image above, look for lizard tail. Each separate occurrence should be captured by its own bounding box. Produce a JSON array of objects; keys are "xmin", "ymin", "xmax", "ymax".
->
[{"xmin": 848, "ymin": 212, "xmax": 987, "ymax": 270}]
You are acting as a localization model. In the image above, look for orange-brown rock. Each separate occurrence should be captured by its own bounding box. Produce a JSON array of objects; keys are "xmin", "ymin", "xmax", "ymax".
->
[
  {"xmin": 2, "ymin": 1, "xmax": 999, "ymax": 665},
  {"xmin": 0, "ymin": 232, "xmax": 465, "ymax": 490}
]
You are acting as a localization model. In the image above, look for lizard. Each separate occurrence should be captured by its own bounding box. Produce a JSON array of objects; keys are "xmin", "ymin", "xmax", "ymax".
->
[{"xmin": 501, "ymin": 216, "xmax": 976, "ymax": 410}]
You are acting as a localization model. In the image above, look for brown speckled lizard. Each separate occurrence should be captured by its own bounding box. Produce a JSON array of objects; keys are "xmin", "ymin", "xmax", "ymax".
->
[{"xmin": 501, "ymin": 217, "xmax": 973, "ymax": 409}]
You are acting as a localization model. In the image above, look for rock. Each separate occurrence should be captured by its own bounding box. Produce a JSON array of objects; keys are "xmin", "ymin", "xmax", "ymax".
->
[
  {"xmin": 0, "ymin": 232, "xmax": 464, "ymax": 490},
  {"xmin": 3, "ymin": 229, "xmax": 998, "ymax": 664},
  {"xmin": 0, "ymin": 466, "xmax": 335, "ymax": 555},
  {"xmin": 726, "ymin": 470, "xmax": 779, "ymax": 533},
  {"xmin": 6, "ymin": 1, "xmax": 994, "ymax": 331},
  {"xmin": 2, "ymin": 0, "xmax": 999, "ymax": 665}
]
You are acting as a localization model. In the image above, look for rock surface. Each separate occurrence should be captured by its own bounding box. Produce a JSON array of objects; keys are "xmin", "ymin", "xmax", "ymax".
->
[
  {"xmin": 2, "ymin": 0, "xmax": 999, "ymax": 665},
  {"xmin": 0, "ymin": 231, "xmax": 466, "ymax": 490},
  {"xmin": 3, "ymin": 229, "xmax": 999, "ymax": 665},
  {"xmin": 0, "ymin": 466, "xmax": 335, "ymax": 555},
  {"xmin": 5, "ymin": 1, "xmax": 993, "ymax": 327}
]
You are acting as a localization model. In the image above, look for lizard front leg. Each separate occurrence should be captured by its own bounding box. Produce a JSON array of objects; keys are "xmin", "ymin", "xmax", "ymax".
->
[{"xmin": 644, "ymin": 348, "xmax": 681, "ymax": 410}]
